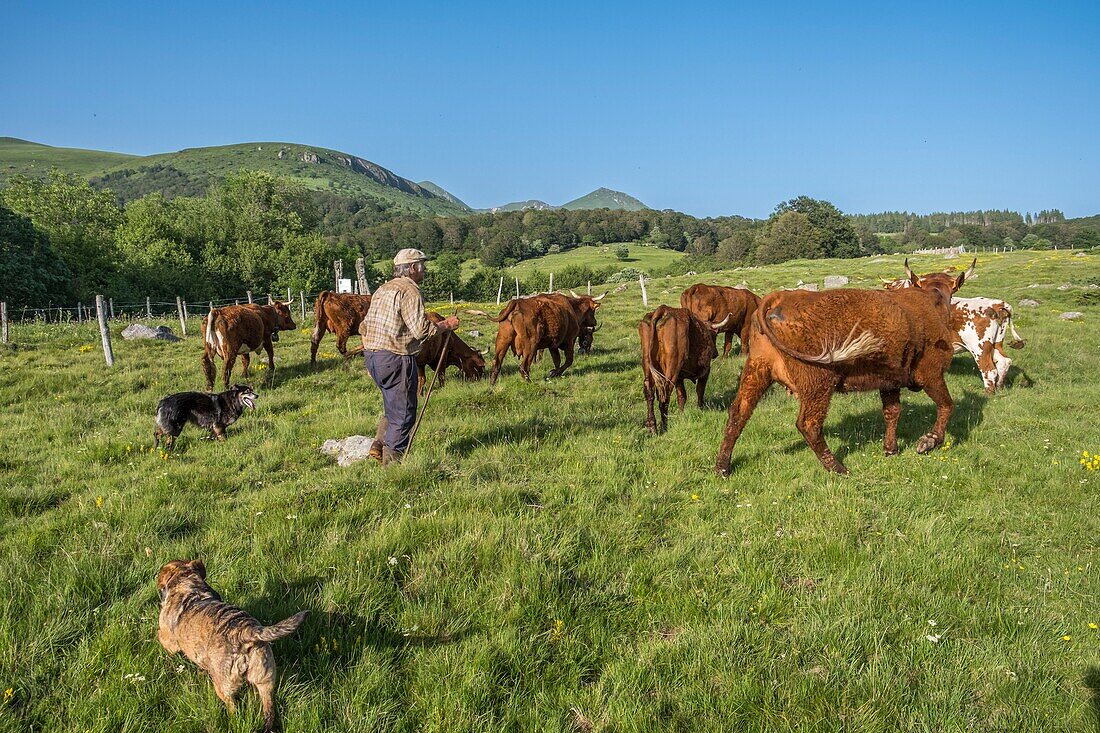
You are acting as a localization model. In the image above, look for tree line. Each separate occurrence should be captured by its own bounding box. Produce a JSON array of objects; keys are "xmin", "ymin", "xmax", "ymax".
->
[{"xmin": 3, "ymin": 168, "xmax": 1096, "ymax": 311}]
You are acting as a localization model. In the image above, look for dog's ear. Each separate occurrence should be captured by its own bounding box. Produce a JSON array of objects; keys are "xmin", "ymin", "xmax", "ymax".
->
[{"xmin": 188, "ymin": 559, "xmax": 207, "ymax": 579}]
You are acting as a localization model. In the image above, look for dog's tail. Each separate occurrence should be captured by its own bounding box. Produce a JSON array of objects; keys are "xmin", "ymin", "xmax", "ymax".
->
[{"xmin": 255, "ymin": 610, "xmax": 308, "ymax": 643}]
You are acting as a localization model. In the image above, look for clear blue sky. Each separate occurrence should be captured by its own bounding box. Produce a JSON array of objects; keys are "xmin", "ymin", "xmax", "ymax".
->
[{"xmin": 4, "ymin": 1, "xmax": 1098, "ymax": 218}]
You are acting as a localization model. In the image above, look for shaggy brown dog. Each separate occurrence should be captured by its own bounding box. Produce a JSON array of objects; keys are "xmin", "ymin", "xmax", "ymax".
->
[{"xmin": 157, "ymin": 559, "xmax": 307, "ymax": 732}]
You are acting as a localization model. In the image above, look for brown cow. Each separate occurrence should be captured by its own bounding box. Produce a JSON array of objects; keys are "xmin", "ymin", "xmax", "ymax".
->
[
  {"xmin": 485, "ymin": 292, "xmax": 605, "ymax": 384},
  {"xmin": 639, "ymin": 306, "xmax": 730, "ymax": 434},
  {"xmin": 416, "ymin": 312, "xmax": 488, "ymax": 393},
  {"xmin": 310, "ymin": 291, "xmax": 372, "ymax": 365},
  {"xmin": 202, "ymin": 301, "xmax": 297, "ymax": 391},
  {"xmin": 681, "ymin": 283, "xmax": 760, "ymax": 357},
  {"xmin": 715, "ymin": 260, "xmax": 972, "ymax": 475}
]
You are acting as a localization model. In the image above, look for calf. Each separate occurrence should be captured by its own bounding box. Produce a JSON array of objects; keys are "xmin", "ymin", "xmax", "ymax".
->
[
  {"xmin": 202, "ymin": 301, "xmax": 297, "ymax": 391},
  {"xmin": 716, "ymin": 260, "xmax": 972, "ymax": 475},
  {"xmin": 484, "ymin": 292, "xmax": 604, "ymax": 384},
  {"xmin": 680, "ymin": 283, "xmax": 760, "ymax": 357},
  {"xmin": 639, "ymin": 306, "xmax": 729, "ymax": 434},
  {"xmin": 310, "ymin": 291, "xmax": 372, "ymax": 365}
]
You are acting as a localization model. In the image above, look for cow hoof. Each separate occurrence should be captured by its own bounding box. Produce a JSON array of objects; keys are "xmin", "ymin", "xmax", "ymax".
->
[
  {"xmin": 884, "ymin": 447, "xmax": 899, "ymax": 457},
  {"xmin": 915, "ymin": 434, "xmax": 940, "ymax": 454},
  {"xmin": 825, "ymin": 461, "xmax": 849, "ymax": 475}
]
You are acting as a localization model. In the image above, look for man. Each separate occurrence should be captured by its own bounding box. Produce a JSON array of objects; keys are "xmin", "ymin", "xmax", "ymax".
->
[{"xmin": 359, "ymin": 248, "xmax": 460, "ymax": 466}]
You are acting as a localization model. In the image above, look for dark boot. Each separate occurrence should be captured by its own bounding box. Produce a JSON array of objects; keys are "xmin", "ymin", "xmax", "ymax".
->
[
  {"xmin": 382, "ymin": 446, "xmax": 405, "ymax": 467},
  {"xmin": 368, "ymin": 417, "xmax": 387, "ymax": 464}
]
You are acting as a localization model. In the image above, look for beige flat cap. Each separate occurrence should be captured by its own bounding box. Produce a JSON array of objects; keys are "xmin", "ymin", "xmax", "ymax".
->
[{"xmin": 393, "ymin": 248, "xmax": 428, "ymax": 266}]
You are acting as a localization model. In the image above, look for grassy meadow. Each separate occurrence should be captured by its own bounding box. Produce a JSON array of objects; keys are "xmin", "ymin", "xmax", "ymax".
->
[
  {"xmin": 456, "ymin": 242, "xmax": 686, "ymax": 280},
  {"xmin": 1, "ymin": 250, "xmax": 1099, "ymax": 731}
]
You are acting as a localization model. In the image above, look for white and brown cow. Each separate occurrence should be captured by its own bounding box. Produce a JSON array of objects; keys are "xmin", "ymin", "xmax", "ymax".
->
[{"xmin": 883, "ymin": 267, "xmax": 1024, "ymax": 393}]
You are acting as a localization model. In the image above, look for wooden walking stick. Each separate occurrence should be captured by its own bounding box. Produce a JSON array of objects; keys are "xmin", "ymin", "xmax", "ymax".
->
[{"xmin": 405, "ymin": 328, "xmax": 453, "ymax": 457}]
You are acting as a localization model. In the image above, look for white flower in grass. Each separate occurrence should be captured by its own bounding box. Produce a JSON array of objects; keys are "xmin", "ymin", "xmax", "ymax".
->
[
  {"xmin": 123, "ymin": 673, "xmax": 146, "ymax": 683},
  {"xmin": 387, "ymin": 556, "xmax": 398, "ymax": 566},
  {"xmin": 926, "ymin": 633, "xmax": 942, "ymax": 643},
  {"xmin": 285, "ymin": 514, "xmax": 297, "ymax": 520},
  {"xmin": 928, "ymin": 619, "xmax": 938, "ymax": 627}
]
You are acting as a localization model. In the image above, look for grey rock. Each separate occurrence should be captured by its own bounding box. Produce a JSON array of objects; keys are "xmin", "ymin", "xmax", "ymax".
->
[
  {"xmin": 824, "ymin": 275, "xmax": 849, "ymax": 289},
  {"xmin": 944, "ymin": 253, "xmax": 958, "ymax": 260},
  {"xmin": 121, "ymin": 324, "xmax": 180, "ymax": 342},
  {"xmin": 321, "ymin": 435, "xmax": 377, "ymax": 467},
  {"xmin": 1060, "ymin": 311, "xmax": 1085, "ymax": 321},
  {"xmin": 796, "ymin": 280, "xmax": 819, "ymax": 291},
  {"xmin": 1018, "ymin": 299, "xmax": 1040, "ymax": 307},
  {"xmin": 299, "ymin": 150, "xmax": 320, "ymax": 164},
  {"xmin": 1057, "ymin": 284, "xmax": 1073, "ymax": 291}
]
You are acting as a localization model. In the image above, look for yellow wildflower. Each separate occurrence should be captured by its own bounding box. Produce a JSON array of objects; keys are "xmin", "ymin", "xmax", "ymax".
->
[{"xmin": 95, "ymin": 496, "xmax": 104, "ymax": 508}]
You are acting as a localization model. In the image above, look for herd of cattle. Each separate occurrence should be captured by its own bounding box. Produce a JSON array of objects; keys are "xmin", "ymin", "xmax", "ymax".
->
[{"xmin": 198, "ymin": 258, "xmax": 1024, "ymax": 474}]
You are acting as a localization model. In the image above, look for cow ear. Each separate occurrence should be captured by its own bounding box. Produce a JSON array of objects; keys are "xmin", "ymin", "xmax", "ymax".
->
[{"xmin": 188, "ymin": 559, "xmax": 207, "ymax": 579}]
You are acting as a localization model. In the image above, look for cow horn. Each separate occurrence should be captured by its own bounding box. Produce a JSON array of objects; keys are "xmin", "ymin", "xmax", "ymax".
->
[
  {"xmin": 592, "ymin": 321, "xmax": 602, "ymax": 332},
  {"xmin": 267, "ymin": 294, "xmax": 274, "ymax": 305},
  {"xmin": 479, "ymin": 347, "xmax": 490, "ymax": 355},
  {"xmin": 593, "ymin": 292, "xmax": 607, "ymax": 301},
  {"xmin": 904, "ymin": 258, "xmax": 917, "ymax": 284},
  {"xmin": 464, "ymin": 309, "xmax": 490, "ymax": 317},
  {"xmin": 283, "ymin": 299, "xmax": 293, "ymax": 306},
  {"xmin": 569, "ymin": 289, "xmax": 579, "ymax": 297},
  {"xmin": 711, "ymin": 314, "xmax": 731, "ymax": 330},
  {"xmin": 962, "ymin": 257, "xmax": 976, "ymax": 281}
]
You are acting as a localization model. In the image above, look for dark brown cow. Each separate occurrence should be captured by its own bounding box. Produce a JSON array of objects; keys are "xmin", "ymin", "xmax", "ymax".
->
[
  {"xmin": 715, "ymin": 260, "xmax": 971, "ymax": 475},
  {"xmin": 202, "ymin": 301, "xmax": 297, "ymax": 390},
  {"xmin": 680, "ymin": 283, "xmax": 760, "ymax": 357},
  {"xmin": 639, "ymin": 306, "xmax": 730, "ymax": 434},
  {"xmin": 310, "ymin": 291, "xmax": 372, "ymax": 365},
  {"xmin": 485, "ymin": 292, "xmax": 605, "ymax": 384},
  {"xmin": 416, "ymin": 312, "xmax": 488, "ymax": 393}
]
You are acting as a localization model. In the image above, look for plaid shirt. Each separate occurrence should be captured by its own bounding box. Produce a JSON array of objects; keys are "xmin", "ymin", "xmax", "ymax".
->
[{"xmin": 358, "ymin": 276, "xmax": 437, "ymax": 355}]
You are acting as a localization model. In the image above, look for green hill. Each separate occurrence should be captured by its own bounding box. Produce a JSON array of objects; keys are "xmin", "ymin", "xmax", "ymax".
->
[
  {"xmin": 0, "ymin": 138, "xmax": 467, "ymax": 216},
  {"xmin": 0, "ymin": 137, "xmax": 137, "ymax": 179},
  {"xmin": 418, "ymin": 181, "xmax": 472, "ymax": 211},
  {"xmin": 561, "ymin": 187, "xmax": 647, "ymax": 211}
]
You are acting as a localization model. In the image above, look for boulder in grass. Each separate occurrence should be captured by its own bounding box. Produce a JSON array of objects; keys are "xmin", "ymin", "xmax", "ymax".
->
[
  {"xmin": 1060, "ymin": 311, "xmax": 1084, "ymax": 321},
  {"xmin": 121, "ymin": 324, "xmax": 180, "ymax": 342},
  {"xmin": 321, "ymin": 435, "xmax": 377, "ymax": 467},
  {"xmin": 796, "ymin": 281, "xmax": 819, "ymax": 291},
  {"xmin": 1018, "ymin": 299, "xmax": 1040, "ymax": 307},
  {"xmin": 824, "ymin": 275, "xmax": 849, "ymax": 289}
]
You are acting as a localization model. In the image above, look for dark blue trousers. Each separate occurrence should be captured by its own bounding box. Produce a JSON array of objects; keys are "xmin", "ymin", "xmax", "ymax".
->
[{"xmin": 365, "ymin": 350, "xmax": 418, "ymax": 453}]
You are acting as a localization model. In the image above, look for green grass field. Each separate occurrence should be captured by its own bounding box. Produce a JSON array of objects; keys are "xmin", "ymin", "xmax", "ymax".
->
[
  {"xmin": 0, "ymin": 138, "xmax": 137, "ymax": 182},
  {"xmin": 1, "ymin": 250, "xmax": 1098, "ymax": 731},
  {"xmin": 456, "ymin": 243, "xmax": 686, "ymax": 280}
]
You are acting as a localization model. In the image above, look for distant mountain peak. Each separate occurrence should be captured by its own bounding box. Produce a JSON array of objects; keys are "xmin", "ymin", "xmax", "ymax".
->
[{"xmin": 561, "ymin": 187, "xmax": 647, "ymax": 211}]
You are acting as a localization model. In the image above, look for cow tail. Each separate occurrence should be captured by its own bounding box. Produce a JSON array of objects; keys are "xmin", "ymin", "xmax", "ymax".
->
[
  {"xmin": 312, "ymin": 291, "xmax": 330, "ymax": 343},
  {"xmin": 494, "ymin": 300, "xmax": 518, "ymax": 323},
  {"xmin": 642, "ymin": 311, "xmax": 674, "ymax": 404},
  {"xmin": 758, "ymin": 302, "xmax": 883, "ymax": 364},
  {"xmin": 204, "ymin": 307, "xmax": 222, "ymax": 355},
  {"xmin": 1005, "ymin": 307, "xmax": 1025, "ymax": 349}
]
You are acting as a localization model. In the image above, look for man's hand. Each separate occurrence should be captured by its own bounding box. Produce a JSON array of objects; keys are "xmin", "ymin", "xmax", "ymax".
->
[{"xmin": 437, "ymin": 316, "xmax": 460, "ymax": 332}]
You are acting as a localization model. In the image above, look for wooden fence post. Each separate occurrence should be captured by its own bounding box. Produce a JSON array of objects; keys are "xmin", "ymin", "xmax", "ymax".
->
[
  {"xmin": 176, "ymin": 296, "xmax": 187, "ymax": 337},
  {"xmin": 515, "ymin": 277, "xmax": 520, "ymax": 298},
  {"xmin": 108, "ymin": 298, "xmax": 115, "ymax": 320},
  {"xmin": 334, "ymin": 260, "xmax": 343, "ymax": 291},
  {"xmin": 96, "ymin": 295, "xmax": 114, "ymax": 367},
  {"xmin": 587, "ymin": 281, "xmax": 591, "ymax": 295},
  {"xmin": 247, "ymin": 290, "xmax": 253, "ymax": 304},
  {"xmin": 355, "ymin": 258, "xmax": 369, "ymax": 295},
  {"xmin": 1, "ymin": 302, "xmax": 7, "ymax": 344},
  {"xmin": 287, "ymin": 287, "xmax": 292, "ymax": 302},
  {"xmin": 549, "ymin": 272, "xmax": 554, "ymax": 293},
  {"xmin": 300, "ymin": 291, "xmax": 306, "ymax": 322},
  {"xmin": 639, "ymin": 274, "xmax": 648, "ymax": 307},
  {"xmin": 145, "ymin": 297, "xmax": 151, "ymax": 319},
  {"xmin": 450, "ymin": 292, "xmax": 454, "ymax": 305},
  {"xmin": 496, "ymin": 276, "xmax": 503, "ymax": 305}
]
